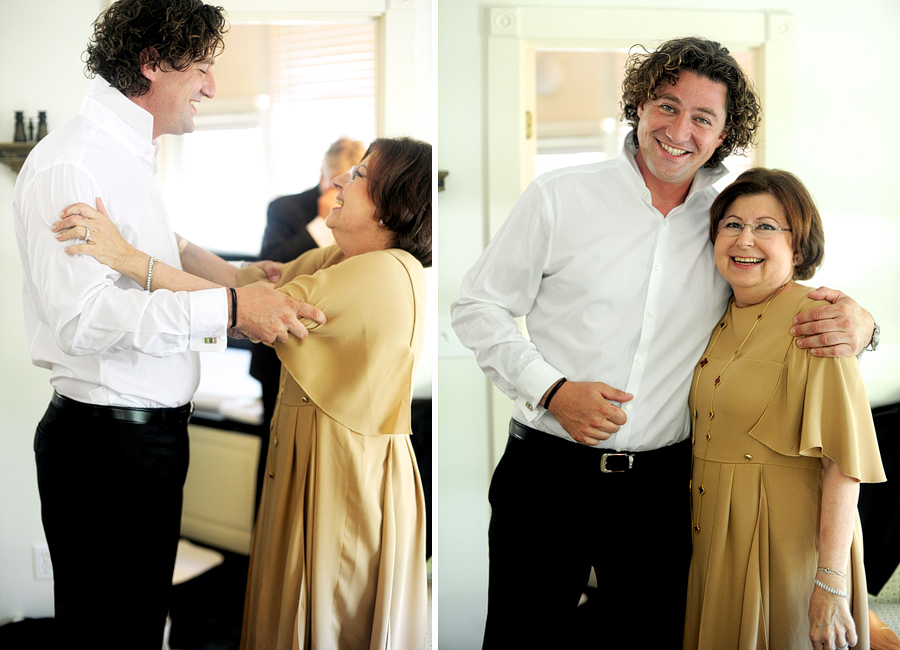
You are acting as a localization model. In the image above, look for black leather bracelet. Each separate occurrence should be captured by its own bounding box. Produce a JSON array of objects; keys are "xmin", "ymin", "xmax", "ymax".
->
[
  {"xmin": 543, "ymin": 378, "xmax": 567, "ymax": 410},
  {"xmin": 229, "ymin": 287, "xmax": 238, "ymax": 328}
]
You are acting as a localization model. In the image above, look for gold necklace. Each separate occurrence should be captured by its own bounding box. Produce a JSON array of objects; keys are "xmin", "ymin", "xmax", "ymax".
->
[{"xmin": 689, "ymin": 283, "xmax": 788, "ymax": 534}]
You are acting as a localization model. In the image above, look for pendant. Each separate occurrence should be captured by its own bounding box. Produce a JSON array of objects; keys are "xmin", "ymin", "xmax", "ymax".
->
[{"xmin": 693, "ymin": 524, "xmax": 701, "ymax": 533}]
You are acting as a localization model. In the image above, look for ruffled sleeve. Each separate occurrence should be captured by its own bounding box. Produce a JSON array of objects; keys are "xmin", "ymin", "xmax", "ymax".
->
[
  {"xmin": 268, "ymin": 248, "xmax": 425, "ymax": 436},
  {"xmin": 748, "ymin": 292, "xmax": 886, "ymax": 483},
  {"xmin": 798, "ymin": 352, "xmax": 887, "ymax": 483}
]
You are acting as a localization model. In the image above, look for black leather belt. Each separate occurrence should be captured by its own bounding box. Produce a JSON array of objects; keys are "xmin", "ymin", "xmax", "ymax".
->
[
  {"xmin": 52, "ymin": 392, "xmax": 193, "ymax": 426},
  {"xmin": 508, "ymin": 418, "xmax": 686, "ymax": 473}
]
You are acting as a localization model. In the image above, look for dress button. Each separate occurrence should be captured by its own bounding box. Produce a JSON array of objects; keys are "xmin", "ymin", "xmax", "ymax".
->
[
  {"xmin": 625, "ymin": 404, "xmax": 632, "ymax": 411},
  {"xmin": 274, "ymin": 436, "xmax": 278, "ymax": 446},
  {"xmin": 301, "ymin": 396, "xmax": 309, "ymax": 403},
  {"xmin": 744, "ymin": 454, "xmax": 752, "ymax": 461}
]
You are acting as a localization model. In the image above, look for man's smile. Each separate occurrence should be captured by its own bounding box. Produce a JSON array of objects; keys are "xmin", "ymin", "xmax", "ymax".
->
[{"xmin": 659, "ymin": 140, "xmax": 689, "ymax": 156}]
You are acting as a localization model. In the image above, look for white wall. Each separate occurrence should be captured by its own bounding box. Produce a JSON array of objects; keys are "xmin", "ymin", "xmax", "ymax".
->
[
  {"xmin": 437, "ymin": 0, "xmax": 900, "ymax": 647},
  {"xmin": 0, "ymin": 0, "xmax": 432, "ymax": 624}
]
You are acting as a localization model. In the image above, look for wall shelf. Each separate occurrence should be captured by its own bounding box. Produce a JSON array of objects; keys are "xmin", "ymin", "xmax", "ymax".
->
[{"xmin": 0, "ymin": 142, "xmax": 35, "ymax": 173}]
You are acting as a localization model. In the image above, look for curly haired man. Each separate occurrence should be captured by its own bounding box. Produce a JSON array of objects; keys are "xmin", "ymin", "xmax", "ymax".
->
[
  {"xmin": 12, "ymin": 1, "xmax": 323, "ymax": 645},
  {"xmin": 452, "ymin": 36, "xmax": 875, "ymax": 648}
]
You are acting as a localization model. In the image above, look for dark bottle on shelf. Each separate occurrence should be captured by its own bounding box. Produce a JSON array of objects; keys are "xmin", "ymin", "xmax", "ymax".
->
[
  {"xmin": 14, "ymin": 111, "xmax": 27, "ymax": 142},
  {"xmin": 37, "ymin": 111, "xmax": 48, "ymax": 141}
]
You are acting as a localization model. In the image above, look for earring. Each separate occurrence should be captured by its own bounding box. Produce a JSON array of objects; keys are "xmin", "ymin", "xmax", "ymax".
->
[{"xmin": 379, "ymin": 219, "xmax": 385, "ymax": 226}]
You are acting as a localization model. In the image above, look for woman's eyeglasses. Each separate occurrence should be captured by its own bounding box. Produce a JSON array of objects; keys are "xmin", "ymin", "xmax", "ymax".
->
[{"xmin": 717, "ymin": 217, "xmax": 791, "ymax": 239}]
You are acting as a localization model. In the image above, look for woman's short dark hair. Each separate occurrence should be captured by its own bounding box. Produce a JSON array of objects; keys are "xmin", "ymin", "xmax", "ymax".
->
[
  {"xmin": 365, "ymin": 137, "xmax": 432, "ymax": 268},
  {"xmin": 84, "ymin": 0, "xmax": 228, "ymax": 98},
  {"xmin": 621, "ymin": 36, "xmax": 761, "ymax": 169},
  {"xmin": 709, "ymin": 168, "xmax": 824, "ymax": 281}
]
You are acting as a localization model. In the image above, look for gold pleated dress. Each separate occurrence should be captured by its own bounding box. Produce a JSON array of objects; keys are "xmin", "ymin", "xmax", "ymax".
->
[
  {"xmin": 237, "ymin": 245, "xmax": 428, "ymax": 650},
  {"xmin": 684, "ymin": 283, "xmax": 886, "ymax": 650}
]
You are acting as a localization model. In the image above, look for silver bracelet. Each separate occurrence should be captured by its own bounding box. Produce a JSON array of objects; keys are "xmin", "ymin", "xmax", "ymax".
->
[
  {"xmin": 146, "ymin": 256, "xmax": 158, "ymax": 291},
  {"xmin": 817, "ymin": 566, "xmax": 847, "ymax": 578},
  {"xmin": 814, "ymin": 578, "xmax": 850, "ymax": 599}
]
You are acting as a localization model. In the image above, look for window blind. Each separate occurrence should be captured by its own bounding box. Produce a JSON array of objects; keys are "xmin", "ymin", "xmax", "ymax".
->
[{"xmin": 270, "ymin": 23, "xmax": 376, "ymax": 103}]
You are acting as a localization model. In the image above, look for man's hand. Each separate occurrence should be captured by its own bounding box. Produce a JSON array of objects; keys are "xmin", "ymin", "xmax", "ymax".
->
[
  {"xmin": 233, "ymin": 281, "xmax": 326, "ymax": 343},
  {"xmin": 544, "ymin": 381, "xmax": 633, "ymax": 446},
  {"xmin": 792, "ymin": 287, "xmax": 874, "ymax": 357}
]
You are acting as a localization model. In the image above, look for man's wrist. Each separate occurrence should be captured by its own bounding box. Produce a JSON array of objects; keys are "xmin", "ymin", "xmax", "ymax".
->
[
  {"xmin": 865, "ymin": 321, "xmax": 880, "ymax": 352},
  {"xmin": 541, "ymin": 378, "xmax": 567, "ymax": 410}
]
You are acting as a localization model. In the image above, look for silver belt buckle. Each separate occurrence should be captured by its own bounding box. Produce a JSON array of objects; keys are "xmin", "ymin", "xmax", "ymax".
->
[{"xmin": 600, "ymin": 452, "xmax": 634, "ymax": 473}]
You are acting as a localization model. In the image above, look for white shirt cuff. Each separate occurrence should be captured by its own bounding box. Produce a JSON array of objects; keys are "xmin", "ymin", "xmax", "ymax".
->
[
  {"xmin": 188, "ymin": 288, "xmax": 228, "ymax": 352},
  {"xmin": 514, "ymin": 358, "xmax": 564, "ymax": 422}
]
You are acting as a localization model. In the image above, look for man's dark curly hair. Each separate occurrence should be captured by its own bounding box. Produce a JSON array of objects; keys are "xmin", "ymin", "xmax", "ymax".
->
[
  {"xmin": 621, "ymin": 36, "xmax": 761, "ymax": 169},
  {"xmin": 84, "ymin": 0, "xmax": 228, "ymax": 98}
]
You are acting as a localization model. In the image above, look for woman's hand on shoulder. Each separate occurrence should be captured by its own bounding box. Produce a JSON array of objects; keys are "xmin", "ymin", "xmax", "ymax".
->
[{"xmin": 53, "ymin": 197, "xmax": 141, "ymax": 275}]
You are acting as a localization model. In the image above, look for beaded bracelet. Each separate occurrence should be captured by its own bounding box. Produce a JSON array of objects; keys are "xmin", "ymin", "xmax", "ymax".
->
[
  {"xmin": 146, "ymin": 256, "xmax": 158, "ymax": 291},
  {"xmin": 814, "ymin": 578, "xmax": 850, "ymax": 599}
]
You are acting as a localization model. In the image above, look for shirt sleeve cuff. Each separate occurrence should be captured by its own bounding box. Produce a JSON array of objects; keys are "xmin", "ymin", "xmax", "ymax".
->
[
  {"xmin": 188, "ymin": 288, "xmax": 228, "ymax": 352},
  {"xmin": 514, "ymin": 358, "xmax": 564, "ymax": 423}
]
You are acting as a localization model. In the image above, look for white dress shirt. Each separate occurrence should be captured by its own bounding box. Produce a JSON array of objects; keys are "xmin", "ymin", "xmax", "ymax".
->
[
  {"xmin": 13, "ymin": 77, "xmax": 227, "ymax": 408},
  {"xmin": 451, "ymin": 136, "xmax": 732, "ymax": 451}
]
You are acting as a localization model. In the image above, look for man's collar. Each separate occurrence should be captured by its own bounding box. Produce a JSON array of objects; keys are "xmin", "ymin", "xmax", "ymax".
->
[{"xmin": 82, "ymin": 77, "xmax": 157, "ymax": 153}]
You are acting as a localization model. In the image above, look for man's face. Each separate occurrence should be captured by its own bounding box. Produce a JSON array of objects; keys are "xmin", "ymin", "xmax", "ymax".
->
[
  {"xmin": 635, "ymin": 70, "xmax": 728, "ymax": 188},
  {"xmin": 141, "ymin": 59, "xmax": 217, "ymax": 139}
]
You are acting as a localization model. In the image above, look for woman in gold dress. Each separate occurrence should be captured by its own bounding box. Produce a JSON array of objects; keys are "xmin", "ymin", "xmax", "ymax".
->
[
  {"xmin": 683, "ymin": 168, "xmax": 885, "ymax": 650},
  {"xmin": 54, "ymin": 136, "xmax": 431, "ymax": 649}
]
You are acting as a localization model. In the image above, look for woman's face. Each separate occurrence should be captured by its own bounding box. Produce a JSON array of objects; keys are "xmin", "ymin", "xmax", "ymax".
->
[
  {"xmin": 326, "ymin": 154, "xmax": 392, "ymax": 257},
  {"xmin": 713, "ymin": 193, "xmax": 797, "ymax": 307}
]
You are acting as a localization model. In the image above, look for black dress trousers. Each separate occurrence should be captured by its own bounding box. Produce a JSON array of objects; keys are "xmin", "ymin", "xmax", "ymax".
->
[
  {"xmin": 34, "ymin": 398, "xmax": 190, "ymax": 649},
  {"xmin": 482, "ymin": 421, "xmax": 692, "ymax": 649}
]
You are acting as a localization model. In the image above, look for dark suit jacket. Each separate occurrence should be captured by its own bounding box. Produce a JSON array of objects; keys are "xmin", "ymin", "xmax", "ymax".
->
[{"xmin": 258, "ymin": 186, "xmax": 321, "ymax": 263}]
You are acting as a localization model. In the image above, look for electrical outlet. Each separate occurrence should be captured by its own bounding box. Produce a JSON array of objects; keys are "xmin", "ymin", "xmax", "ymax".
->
[{"xmin": 33, "ymin": 544, "xmax": 53, "ymax": 581}]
